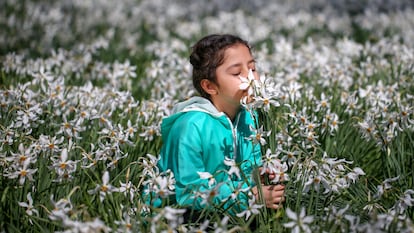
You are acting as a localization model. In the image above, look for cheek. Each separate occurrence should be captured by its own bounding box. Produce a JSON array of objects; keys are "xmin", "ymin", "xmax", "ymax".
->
[
  {"xmin": 222, "ymin": 77, "xmax": 241, "ymax": 90},
  {"xmin": 223, "ymin": 81, "xmax": 244, "ymax": 97}
]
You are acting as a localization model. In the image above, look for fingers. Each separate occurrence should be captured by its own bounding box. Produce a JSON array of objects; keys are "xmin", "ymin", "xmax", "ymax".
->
[
  {"xmin": 259, "ymin": 167, "xmax": 275, "ymax": 176},
  {"xmin": 262, "ymin": 185, "xmax": 285, "ymax": 209},
  {"xmin": 264, "ymin": 185, "xmax": 284, "ymax": 199},
  {"xmin": 269, "ymin": 203, "xmax": 283, "ymax": 210},
  {"xmin": 271, "ymin": 196, "xmax": 285, "ymax": 203},
  {"xmin": 267, "ymin": 197, "xmax": 285, "ymax": 209},
  {"xmin": 278, "ymin": 196, "xmax": 285, "ymax": 202},
  {"xmin": 267, "ymin": 184, "xmax": 285, "ymax": 191},
  {"xmin": 271, "ymin": 191, "xmax": 285, "ymax": 202},
  {"xmin": 268, "ymin": 173, "xmax": 276, "ymax": 180}
]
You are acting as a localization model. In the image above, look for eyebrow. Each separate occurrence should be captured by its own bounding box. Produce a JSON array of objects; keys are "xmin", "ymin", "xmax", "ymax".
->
[{"xmin": 225, "ymin": 59, "xmax": 256, "ymax": 71}]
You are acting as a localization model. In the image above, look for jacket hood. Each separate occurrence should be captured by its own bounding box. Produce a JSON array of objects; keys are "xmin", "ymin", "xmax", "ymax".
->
[
  {"xmin": 161, "ymin": 96, "xmax": 227, "ymax": 138},
  {"xmin": 171, "ymin": 96, "xmax": 222, "ymax": 116}
]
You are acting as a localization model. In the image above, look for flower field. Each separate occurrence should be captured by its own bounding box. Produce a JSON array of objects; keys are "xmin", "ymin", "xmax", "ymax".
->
[{"xmin": 1, "ymin": 0, "xmax": 413, "ymax": 232}]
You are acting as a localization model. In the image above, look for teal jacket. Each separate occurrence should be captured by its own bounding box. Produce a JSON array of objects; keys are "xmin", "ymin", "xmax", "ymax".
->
[{"xmin": 158, "ymin": 96, "xmax": 262, "ymax": 213}]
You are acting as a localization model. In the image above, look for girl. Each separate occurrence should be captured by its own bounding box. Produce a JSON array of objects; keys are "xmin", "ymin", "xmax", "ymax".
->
[{"xmin": 157, "ymin": 34, "xmax": 285, "ymax": 220}]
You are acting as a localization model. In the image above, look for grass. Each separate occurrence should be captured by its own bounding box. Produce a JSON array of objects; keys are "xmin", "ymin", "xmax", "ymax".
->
[{"xmin": 0, "ymin": 1, "xmax": 413, "ymax": 232}]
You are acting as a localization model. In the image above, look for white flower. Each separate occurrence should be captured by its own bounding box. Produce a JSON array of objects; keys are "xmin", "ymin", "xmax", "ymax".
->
[
  {"xmin": 224, "ymin": 157, "xmax": 241, "ymax": 179},
  {"xmin": 357, "ymin": 115, "xmax": 377, "ymax": 141},
  {"xmin": 213, "ymin": 215, "xmax": 230, "ymax": 233},
  {"xmin": 303, "ymin": 174, "xmax": 331, "ymax": 193},
  {"xmin": 236, "ymin": 196, "xmax": 263, "ymax": 220},
  {"xmin": 114, "ymin": 212, "xmax": 134, "ymax": 233},
  {"xmin": 139, "ymin": 124, "xmax": 160, "ymax": 141},
  {"xmin": 7, "ymin": 143, "xmax": 37, "ymax": 165},
  {"xmin": 197, "ymin": 171, "xmax": 216, "ymax": 187},
  {"xmin": 228, "ymin": 183, "xmax": 250, "ymax": 201},
  {"xmin": 326, "ymin": 205, "xmax": 350, "ymax": 225},
  {"xmin": 125, "ymin": 119, "xmax": 138, "ymax": 138},
  {"xmin": 106, "ymin": 151, "xmax": 129, "ymax": 170},
  {"xmin": 50, "ymin": 148, "xmax": 78, "ymax": 182},
  {"xmin": 376, "ymin": 176, "xmax": 400, "ymax": 198},
  {"xmin": 271, "ymin": 162, "xmax": 289, "ymax": 184},
  {"xmin": 346, "ymin": 167, "xmax": 365, "ymax": 183},
  {"xmin": 395, "ymin": 189, "xmax": 414, "ymax": 213},
  {"xmin": 283, "ymin": 208, "xmax": 314, "ymax": 233},
  {"xmin": 18, "ymin": 192, "xmax": 39, "ymax": 217},
  {"xmin": 151, "ymin": 206, "xmax": 186, "ymax": 230},
  {"xmin": 62, "ymin": 218, "xmax": 111, "ymax": 233},
  {"xmin": 261, "ymin": 148, "xmax": 282, "ymax": 175},
  {"xmin": 56, "ymin": 115, "xmax": 85, "ymax": 140},
  {"xmin": 246, "ymin": 125, "xmax": 271, "ymax": 146},
  {"xmin": 119, "ymin": 180, "xmax": 136, "ymax": 202},
  {"xmin": 153, "ymin": 174, "xmax": 175, "ymax": 198},
  {"xmin": 88, "ymin": 171, "xmax": 119, "ymax": 202},
  {"xmin": 280, "ymin": 149, "xmax": 299, "ymax": 166},
  {"xmin": 48, "ymin": 195, "xmax": 73, "ymax": 221},
  {"xmin": 38, "ymin": 135, "xmax": 65, "ymax": 154},
  {"xmin": 398, "ymin": 103, "xmax": 414, "ymax": 129},
  {"xmin": 282, "ymin": 81, "xmax": 302, "ymax": 103},
  {"xmin": 315, "ymin": 92, "xmax": 331, "ymax": 112},
  {"xmin": 197, "ymin": 182, "xmax": 224, "ymax": 206},
  {"xmin": 187, "ymin": 219, "xmax": 210, "ymax": 233},
  {"xmin": 5, "ymin": 157, "xmax": 37, "ymax": 185},
  {"xmin": 139, "ymin": 153, "xmax": 159, "ymax": 177},
  {"xmin": 239, "ymin": 69, "xmax": 256, "ymax": 97},
  {"xmin": 114, "ymin": 60, "xmax": 137, "ymax": 78},
  {"xmin": 30, "ymin": 66, "xmax": 55, "ymax": 83},
  {"xmin": 252, "ymin": 94, "xmax": 280, "ymax": 112}
]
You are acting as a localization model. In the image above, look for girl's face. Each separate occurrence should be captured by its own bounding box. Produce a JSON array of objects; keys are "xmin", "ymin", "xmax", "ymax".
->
[{"xmin": 211, "ymin": 43, "xmax": 259, "ymax": 117}]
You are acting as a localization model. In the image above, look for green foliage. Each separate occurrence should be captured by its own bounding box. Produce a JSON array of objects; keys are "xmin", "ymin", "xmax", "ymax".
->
[{"xmin": 1, "ymin": 0, "xmax": 414, "ymax": 232}]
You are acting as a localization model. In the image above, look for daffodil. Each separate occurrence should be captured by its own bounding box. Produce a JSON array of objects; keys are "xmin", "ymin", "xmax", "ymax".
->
[
  {"xmin": 50, "ymin": 148, "xmax": 78, "ymax": 182},
  {"xmin": 236, "ymin": 196, "xmax": 263, "ymax": 220},
  {"xmin": 18, "ymin": 192, "xmax": 39, "ymax": 217},
  {"xmin": 88, "ymin": 171, "xmax": 119, "ymax": 202},
  {"xmin": 139, "ymin": 124, "xmax": 160, "ymax": 141},
  {"xmin": 151, "ymin": 206, "xmax": 186, "ymax": 230},
  {"xmin": 7, "ymin": 143, "xmax": 37, "ymax": 165},
  {"xmin": 246, "ymin": 125, "xmax": 271, "ymax": 146},
  {"xmin": 261, "ymin": 148, "xmax": 282, "ymax": 176},
  {"xmin": 5, "ymin": 157, "xmax": 37, "ymax": 185},
  {"xmin": 283, "ymin": 208, "xmax": 314, "ymax": 233},
  {"xmin": 239, "ymin": 69, "xmax": 257, "ymax": 97},
  {"xmin": 224, "ymin": 157, "xmax": 241, "ymax": 179},
  {"xmin": 153, "ymin": 173, "xmax": 175, "ymax": 198},
  {"xmin": 197, "ymin": 171, "xmax": 216, "ymax": 187}
]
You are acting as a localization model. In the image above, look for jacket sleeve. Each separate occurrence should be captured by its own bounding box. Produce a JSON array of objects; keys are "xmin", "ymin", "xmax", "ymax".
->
[
  {"xmin": 161, "ymin": 113, "xmax": 254, "ymax": 214},
  {"xmin": 237, "ymin": 109, "xmax": 263, "ymax": 183}
]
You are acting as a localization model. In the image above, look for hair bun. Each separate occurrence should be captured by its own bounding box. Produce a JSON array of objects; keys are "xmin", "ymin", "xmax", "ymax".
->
[{"xmin": 189, "ymin": 52, "xmax": 201, "ymax": 68}]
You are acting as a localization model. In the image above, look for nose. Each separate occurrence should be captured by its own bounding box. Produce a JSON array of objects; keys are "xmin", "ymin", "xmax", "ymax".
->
[
  {"xmin": 240, "ymin": 68, "xmax": 251, "ymax": 78},
  {"xmin": 242, "ymin": 68, "xmax": 259, "ymax": 81}
]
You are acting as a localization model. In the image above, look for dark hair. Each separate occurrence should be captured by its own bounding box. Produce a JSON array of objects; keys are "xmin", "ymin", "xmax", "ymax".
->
[{"xmin": 189, "ymin": 34, "xmax": 251, "ymax": 99}]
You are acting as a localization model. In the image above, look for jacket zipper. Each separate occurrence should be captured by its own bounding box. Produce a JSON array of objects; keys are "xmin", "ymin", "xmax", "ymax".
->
[
  {"xmin": 181, "ymin": 107, "xmax": 241, "ymax": 160},
  {"xmin": 226, "ymin": 113, "xmax": 241, "ymax": 160}
]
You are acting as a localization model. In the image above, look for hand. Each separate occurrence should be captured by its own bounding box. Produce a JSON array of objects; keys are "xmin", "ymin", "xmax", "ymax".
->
[
  {"xmin": 252, "ymin": 184, "xmax": 285, "ymax": 209},
  {"xmin": 258, "ymin": 167, "xmax": 276, "ymax": 183},
  {"xmin": 259, "ymin": 166, "xmax": 287, "ymax": 185}
]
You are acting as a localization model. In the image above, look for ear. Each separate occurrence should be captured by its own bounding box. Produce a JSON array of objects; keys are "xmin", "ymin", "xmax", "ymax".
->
[{"xmin": 200, "ymin": 79, "xmax": 218, "ymax": 95}]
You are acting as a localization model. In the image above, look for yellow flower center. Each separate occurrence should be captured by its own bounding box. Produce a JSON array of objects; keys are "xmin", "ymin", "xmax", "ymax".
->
[
  {"xmin": 20, "ymin": 170, "xmax": 27, "ymax": 177},
  {"xmin": 19, "ymin": 155, "xmax": 27, "ymax": 163},
  {"xmin": 60, "ymin": 162, "xmax": 67, "ymax": 169}
]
